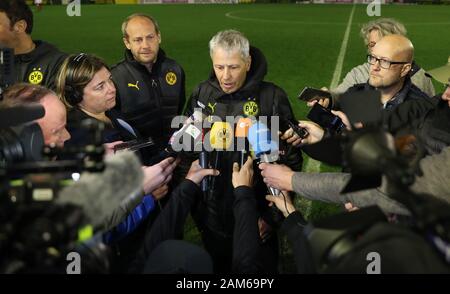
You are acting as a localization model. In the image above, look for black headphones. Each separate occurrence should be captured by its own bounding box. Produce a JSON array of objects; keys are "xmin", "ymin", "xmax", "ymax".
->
[{"xmin": 64, "ymin": 53, "xmax": 87, "ymax": 107}]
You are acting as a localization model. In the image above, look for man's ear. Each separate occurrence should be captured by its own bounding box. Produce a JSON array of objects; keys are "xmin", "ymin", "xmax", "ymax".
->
[
  {"xmin": 246, "ymin": 55, "xmax": 251, "ymax": 72},
  {"xmin": 400, "ymin": 63, "xmax": 412, "ymax": 78},
  {"xmin": 123, "ymin": 37, "xmax": 131, "ymax": 50},
  {"xmin": 13, "ymin": 19, "xmax": 27, "ymax": 33},
  {"xmin": 157, "ymin": 33, "xmax": 161, "ymax": 44}
]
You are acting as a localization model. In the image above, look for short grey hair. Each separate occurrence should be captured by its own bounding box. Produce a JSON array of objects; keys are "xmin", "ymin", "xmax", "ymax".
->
[
  {"xmin": 360, "ymin": 18, "xmax": 407, "ymax": 45},
  {"xmin": 209, "ymin": 30, "xmax": 250, "ymax": 60},
  {"xmin": 121, "ymin": 13, "xmax": 160, "ymax": 39}
]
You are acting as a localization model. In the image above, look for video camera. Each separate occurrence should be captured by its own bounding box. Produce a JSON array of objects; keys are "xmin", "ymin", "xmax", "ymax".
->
[
  {"xmin": 0, "ymin": 106, "xmax": 111, "ymax": 273},
  {"xmin": 302, "ymin": 90, "xmax": 450, "ymax": 273},
  {"xmin": 0, "ymin": 48, "xmax": 14, "ymax": 99}
]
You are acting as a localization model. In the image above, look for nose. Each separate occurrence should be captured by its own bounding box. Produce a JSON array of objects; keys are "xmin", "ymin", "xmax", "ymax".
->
[
  {"xmin": 62, "ymin": 128, "xmax": 71, "ymax": 144},
  {"xmin": 371, "ymin": 59, "xmax": 381, "ymax": 71},
  {"xmin": 223, "ymin": 67, "xmax": 231, "ymax": 80},
  {"xmin": 142, "ymin": 38, "xmax": 151, "ymax": 48},
  {"xmin": 107, "ymin": 79, "xmax": 116, "ymax": 94}
]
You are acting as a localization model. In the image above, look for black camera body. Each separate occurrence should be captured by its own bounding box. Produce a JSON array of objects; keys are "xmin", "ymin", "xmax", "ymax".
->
[
  {"xmin": 0, "ymin": 115, "xmax": 111, "ymax": 273},
  {"xmin": 0, "ymin": 48, "xmax": 14, "ymax": 98}
]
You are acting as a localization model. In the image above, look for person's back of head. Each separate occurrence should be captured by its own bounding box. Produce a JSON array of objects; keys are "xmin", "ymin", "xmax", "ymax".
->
[
  {"xmin": 1, "ymin": 83, "xmax": 51, "ymax": 108},
  {"xmin": 0, "ymin": 0, "xmax": 33, "ymax": 35},
  {"xmin": 1, "ymin": 83, "xmax": 70, "ymax": 147},
  {"xmin": 360, "ymin": 18, "xmax": 407, "ymax": 50}
]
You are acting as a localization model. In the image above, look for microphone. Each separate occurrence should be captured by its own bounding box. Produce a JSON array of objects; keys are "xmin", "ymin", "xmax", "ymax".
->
[
  {"xmin": 209, "ymin": 122, "xmax": 233, "ymax": 190},
  {"xmin": 56, "ymin": 151, "xmax": 144, "ymax": 230},
  {"xmin": 168, "ymin": 109, "xmax": 205, "ymax": 153},
  {"xmin": 199, "ymin": 129, "xmax": 209, "ymax": 192},
  {"xmin": 209, "ymin": 121, "xmax": 233, "ymax": 151},
  {"xmin": 247, "ymin": 121, "xmax": 281, "ymax": 196},
  {"xmin": 235, "ymin": 117, "xmax": 253, "ymax": 167}
]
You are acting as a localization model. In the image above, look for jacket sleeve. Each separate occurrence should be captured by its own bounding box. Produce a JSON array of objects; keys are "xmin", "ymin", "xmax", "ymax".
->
[
  {"xmin": 138, "ymin": 180, "xmax": 201, "ymax": 267},
  {"xmin": 280, "ymin": 211, "xmax": 315, "ymax": 273},
  {"xmin": 102, "ymin": 195, "xmax": 156, "ymax": 244},
  {"xmin": 291, "ymin": 172, "xmax": 409, "ymax": 215},
  {"xmin": 232, "ymin": 186, "xmax": 263, "ymax": 273}
]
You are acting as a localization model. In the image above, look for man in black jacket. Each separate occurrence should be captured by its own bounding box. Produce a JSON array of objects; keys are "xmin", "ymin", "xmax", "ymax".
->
[
  {"xmin": 111, "ymin": 13, "xmax": 185, "ymax": 148},
  {"xmin": 183, "ymin": 29, "xmax": 302, "ymax": 273},
  {"xmin": 0, "ymin": 0, "xmax": 66, "ymax": 89}
]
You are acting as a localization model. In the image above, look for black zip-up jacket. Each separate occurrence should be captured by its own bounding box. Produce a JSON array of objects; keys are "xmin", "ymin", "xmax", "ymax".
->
[
  {"xmin": 111, "ymin": 49, "xmax": 185, "ymax": 149},
  {"xmin": 14, "ymin": 40, "xmax": 67, "ymax": 90},
  {"xmin": 346, "ymin": 78, "xmax": 438, "ymax": 134},
  {"xmin": 184, "ymin": 47, "xmax": 303, "ymax": 238}
]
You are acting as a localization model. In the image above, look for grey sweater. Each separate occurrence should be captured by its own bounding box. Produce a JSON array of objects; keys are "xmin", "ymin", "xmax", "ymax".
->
[{"xmin": 291, "ymin": 146, "xmax": 450, "ymax": 215}]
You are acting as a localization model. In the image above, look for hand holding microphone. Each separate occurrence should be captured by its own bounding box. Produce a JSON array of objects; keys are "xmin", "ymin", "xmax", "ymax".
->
[
  {"xmin": 259, "ymin": 163, "xmax": 294, "ymax": 192},
  {"xmin": 186, "ymin": 159, "xmax": 220, "ymax": 185}
]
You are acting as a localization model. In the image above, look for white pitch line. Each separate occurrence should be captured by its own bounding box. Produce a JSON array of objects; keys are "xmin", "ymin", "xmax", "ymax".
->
[
  {"xmin": 304, "ymin": 4, "xmax": 355, "ymax": 174},
  {"xmin": 225, "ymin": 11, "xmax": 346, "ymax": 25},
  {"xmin": 330, "ymin": 4, "xmax": 355, "ymax": 90}
]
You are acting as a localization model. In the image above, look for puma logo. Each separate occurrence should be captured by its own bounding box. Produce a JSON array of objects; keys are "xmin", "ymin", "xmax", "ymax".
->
[
  {"xmin": 127, "ymin": 81, "xmax": 140, "ymax": 90},
  {"xmin": 207, "ymin": 102, "xmax": 217, "ymax": 114}
]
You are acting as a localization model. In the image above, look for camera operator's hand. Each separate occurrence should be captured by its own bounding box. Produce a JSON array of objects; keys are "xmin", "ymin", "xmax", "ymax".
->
[
  {"xmin": 152, "ymin": 184, "xmax": 170, "ymax": 201},
  {"xmin": 266, "ymin": 192, "xmax": 296, "ymax": 218},
  {"xmin": 142, "ymin": 157, "xmax": 179, "ymax": 194},
  {"xmin": 232, "ymin": 156, "xmax": 254, "ymax": 188},
  {"xmin": 185, "ymin": 160, "xmax": 219, "ymax": 185},
  {"xmin": 296, "ymin": 120, "xmax": 324, "ymax": 146},
  {"xmin": 259, "ymin": 163, "xmax": 294, "ymax": 192}
]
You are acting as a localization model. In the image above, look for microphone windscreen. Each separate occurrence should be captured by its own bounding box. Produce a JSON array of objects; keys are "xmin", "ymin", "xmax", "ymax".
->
[
  {"xmin": 248, "ymin": 121, "xmax": 278, "ymax": 157},
  {"xmin": 210, "ymin": 122, "xmax": 232, "ymax": 150},
  {"xmin": 56, "ymin": 151, "xmax": 144, "ymax": 229},
  {"xmin": 235, "ymin": 117, "xmax": 252, "ymax": 138}
]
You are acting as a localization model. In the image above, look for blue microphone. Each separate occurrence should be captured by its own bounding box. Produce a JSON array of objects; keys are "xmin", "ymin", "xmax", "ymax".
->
[{"xmin": 247, "ymin": 121, "xmax": 280, "ymax": 196}]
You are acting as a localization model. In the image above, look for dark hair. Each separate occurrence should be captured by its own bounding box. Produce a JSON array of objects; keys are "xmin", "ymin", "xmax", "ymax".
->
[
  {"xmin": 55, "ymin": 53, "xmax": 110, "ymax": 108},
  {"xmin": 0, "ymin": 0, "xmax": 33, "ymax": 34},
  {"xmin": 0, "ymin": 83, "xmax": 53, "ymax": 108}
]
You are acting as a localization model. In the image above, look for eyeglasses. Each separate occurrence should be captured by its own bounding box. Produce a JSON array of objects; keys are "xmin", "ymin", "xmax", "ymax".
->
[{"xmin": 367, "ymin": 54, "xmax": 409, "ymax": 69}]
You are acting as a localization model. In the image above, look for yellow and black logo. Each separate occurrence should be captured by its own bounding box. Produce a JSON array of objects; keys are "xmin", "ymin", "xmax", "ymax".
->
[
  {"xmin": 207, "ymin": 102, "xmax": 217, "ymax": 114},
  {"xmin": 28, "ymin": 68, "xmax": 44, "ymax": 85},
  {"xmin": 165, "ymin": 72, "xmax": 177, "ymax": 86},
  {"xmin": 128, "ymin": 81, "xmax": 140, "ymax": 90},
  {"xmin": 243, "ymin": 101, "xmax": 259, "ymax": 116}
]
